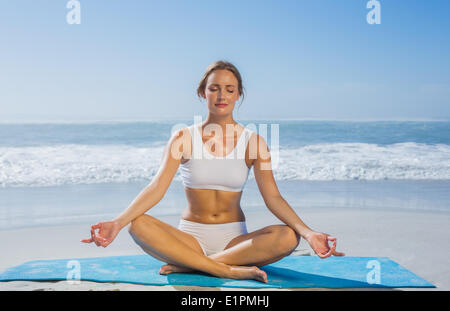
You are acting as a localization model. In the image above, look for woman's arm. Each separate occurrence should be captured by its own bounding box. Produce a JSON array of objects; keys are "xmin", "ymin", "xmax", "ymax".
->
[
  {"xmin": 251, "ymin": 133, "xmax": 314, "ymax": 238},
  {"xmin": 113, "ymin": 129, "xmax": 187, "ymax": 229},
  {"xmin": 251, "ymin": 133, "xmax": 344, "ymax": 258}
]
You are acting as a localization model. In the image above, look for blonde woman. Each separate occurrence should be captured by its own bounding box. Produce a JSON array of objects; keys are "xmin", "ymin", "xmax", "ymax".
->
[{"xmin": 82, "ymin": 60, "xmax": 345, "ymax": 283}]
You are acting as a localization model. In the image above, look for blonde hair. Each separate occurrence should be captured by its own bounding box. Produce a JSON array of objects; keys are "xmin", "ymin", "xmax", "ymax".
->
[{"xmin": 197, "ymin": 60, "xmax": 245, "ymax": 106}]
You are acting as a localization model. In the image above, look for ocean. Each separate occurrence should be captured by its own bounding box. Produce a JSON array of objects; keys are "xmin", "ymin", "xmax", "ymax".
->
[{"xmin": 1, "ymin": 119, "xmax": 449, "ymax": 229}]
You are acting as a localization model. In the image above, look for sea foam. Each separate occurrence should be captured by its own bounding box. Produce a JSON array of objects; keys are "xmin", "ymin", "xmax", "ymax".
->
[{"xmin": 1, "ymin": 142, "xmax": 449, "ymax": 187}]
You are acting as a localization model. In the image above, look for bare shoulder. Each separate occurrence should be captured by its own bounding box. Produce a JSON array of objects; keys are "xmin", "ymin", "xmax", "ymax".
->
[
  {"xmin": 244, "ymin": 130, "xmax": 270, "ymax": 169},
  {"xmin": 170, "ymin": 127, "xmax": 190, "ymax": 140},
  {"xmin": 248, "ymin": 132, "xmax": 270, "ymax": 157},
  {"xmin": 168, "ymin": 127, "xmax": 192, "ymax": 162},
  {"xmin": 149, "ymin": 127, "xmax": 192, "ymax": 195}
]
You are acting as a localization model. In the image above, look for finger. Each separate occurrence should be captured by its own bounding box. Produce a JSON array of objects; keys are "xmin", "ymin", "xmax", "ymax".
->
[
  {"xmin": 316, "ymin": 245, "xmax": 332, "ymax": 258},
  {"xmin": 331, "ymin": 241, "xmax": 337, "ymax": 249},
  {"xmin": 322, "ymin": 249, "xmax": 333, "ymax": 258},
  {"xmin": 327, "ymin": 236, "xmax": 337, "ymax": 241},
  {"xmin": 327, "ymin": 238, "xmax": 337, "ymax": 250},
  {"xmin": 94, "ymin": 233, "xmax": 108, "ymax": 246},
  {"xmin": 91, "ymin": 226, "xmax": 107, "ymax": 240},
  {"xmin": 330, "ymin": 240, "xmax": 337, "ymax": 252},
  {"xmin": 100, "ymin": 238, "xmax": 110, "ymax": 247},
  {"xmin": 81, "ymin": 238, "xmax": 93, "ymax": 243},
  {"xmin": 92, "ymin": 229, "xmax": 108, "ymax": 245},
  {"xmin": 91, "ymin": 228, "xmax": 101, "ymax": 246},
  {"xmin": 318, "ymin": 251, "xmax": 331, "ymax": 259},
  {"xmin": 91, "ymin": 227, "xmax": 105, "ymax": 240},
  {"xmin": 333, "ymin": 250, "xmax": 346, "ymax": 256},
  {"xmin": 320, "ymin": 242, "xmax": 336, "ymax": 259},
  {"xmin": 317, "ymin": 252, "xmax": 326, "ymax": 258},
  {"xmin": 91, "ymin": 223, "xmax": 101, "ymax": 230}
]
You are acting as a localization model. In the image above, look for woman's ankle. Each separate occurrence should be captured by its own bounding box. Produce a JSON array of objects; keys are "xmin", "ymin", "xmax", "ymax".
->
[{"xmin": 214, "ymin": 262, "xmax": 233, "ymax": 278}]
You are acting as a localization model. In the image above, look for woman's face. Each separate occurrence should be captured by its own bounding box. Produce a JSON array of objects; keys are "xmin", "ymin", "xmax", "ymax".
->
[{"xmin": 202, "ymin": 69, "xmax": 240, "ymax": 115}]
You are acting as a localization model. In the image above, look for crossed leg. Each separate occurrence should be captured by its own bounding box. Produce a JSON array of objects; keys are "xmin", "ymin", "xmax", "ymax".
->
[
  {"xmin": 159, "ymin": 224, "xmax": 301, "ymax": 275},
  {"xmin": 128, "ymin": 214, "xmax": 300, "ymax": 281}
]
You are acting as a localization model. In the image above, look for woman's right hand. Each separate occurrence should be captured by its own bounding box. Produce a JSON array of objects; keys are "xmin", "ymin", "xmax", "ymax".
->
[{"xmin": 81, "ymin": 220, "xmax": 122, "ymax": 248}]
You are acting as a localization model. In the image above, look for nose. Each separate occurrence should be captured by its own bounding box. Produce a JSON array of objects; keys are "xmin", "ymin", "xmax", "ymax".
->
[{"xmin": 217, "ymin": 90, "xmax": 225, "ymax": 101}]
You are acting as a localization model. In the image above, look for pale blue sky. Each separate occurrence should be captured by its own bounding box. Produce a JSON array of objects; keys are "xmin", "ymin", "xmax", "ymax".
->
[{"xmin": 0, "ymin": 0, "xmax": 449, "ymax": 122}]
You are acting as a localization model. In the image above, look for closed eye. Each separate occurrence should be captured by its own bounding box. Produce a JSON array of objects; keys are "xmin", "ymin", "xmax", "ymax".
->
[{"xmin": 209, "ymin": 88, "xmax": 234, "ymax": 93}]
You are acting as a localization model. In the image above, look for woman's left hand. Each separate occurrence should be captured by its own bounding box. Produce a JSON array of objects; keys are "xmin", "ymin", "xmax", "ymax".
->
[{"xmin": 304, "ymin": 231, "xmax": 346, "ymax": 258}]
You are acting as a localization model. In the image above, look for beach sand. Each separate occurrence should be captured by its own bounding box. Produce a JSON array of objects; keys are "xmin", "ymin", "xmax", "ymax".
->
[{"xmin": 1, "ymin": 206, "xmax": 449, "ymax": 291}]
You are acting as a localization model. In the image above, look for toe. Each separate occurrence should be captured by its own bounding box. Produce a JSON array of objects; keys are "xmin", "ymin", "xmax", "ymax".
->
[{"xmin": 159, "ymin": 264, "xmax": 169, "ymax": 275}]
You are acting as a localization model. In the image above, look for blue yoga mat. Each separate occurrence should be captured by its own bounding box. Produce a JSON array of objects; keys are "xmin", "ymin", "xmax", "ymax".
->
[{"xmin": 0, "ymin": 255, "xmax": 434, "ymax": 289}]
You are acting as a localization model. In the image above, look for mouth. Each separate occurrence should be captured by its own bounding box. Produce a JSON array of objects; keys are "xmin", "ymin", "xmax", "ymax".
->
[{"xmin": 215, "ymin": 103, "xmax": 227, "ymax": 107}]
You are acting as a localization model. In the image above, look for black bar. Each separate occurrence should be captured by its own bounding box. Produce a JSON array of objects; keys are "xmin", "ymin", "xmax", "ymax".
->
[{"xmin": 0, "ymin": 290, "xmax": 448, "ymax": 310}]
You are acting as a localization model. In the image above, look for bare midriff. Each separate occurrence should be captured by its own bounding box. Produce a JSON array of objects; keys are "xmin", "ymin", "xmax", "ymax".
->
[
  {"xmin": 181, "ymin": 187, "xmax": 246, "ymax": 224},
  {"xmin": 180, "ymin": 124, "xmax": 254, "ymax": 224}
]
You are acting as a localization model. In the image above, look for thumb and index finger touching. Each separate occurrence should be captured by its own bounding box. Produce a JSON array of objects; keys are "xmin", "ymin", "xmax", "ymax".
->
[
  {"xmin": 326, "ymin": 235, "xmax": 345, "ymax": 256},
  {"xmin": 317, "ymin": 234, "xmax": 346, "ymax": 258},
  {"xmin": 317, "ymin": 238, "xmax": 336, "ymax": 258},
  {"xmin": 81, "ymin": 222, "xmax": 108, "ymax": 245}
]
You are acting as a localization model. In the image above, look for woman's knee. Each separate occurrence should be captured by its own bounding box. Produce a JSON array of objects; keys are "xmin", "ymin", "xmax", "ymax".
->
[
  {"xmin": 272, "ymin": 225, "xmax": 300, "ymax": 255},
  {"xmin": 128, "ymin": 214, "xmax": 155, "ymax": 236}
]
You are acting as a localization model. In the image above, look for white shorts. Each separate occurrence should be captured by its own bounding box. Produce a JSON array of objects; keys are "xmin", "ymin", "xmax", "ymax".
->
[{"xmin": 178, "ymin": 219, "xmax": 248, "ymax": 256}]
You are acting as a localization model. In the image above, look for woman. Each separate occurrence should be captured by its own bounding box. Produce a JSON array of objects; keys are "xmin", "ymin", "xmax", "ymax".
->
[{"xmin": 81, "ymin": 60, "xmax": 345, "ymax": 283}]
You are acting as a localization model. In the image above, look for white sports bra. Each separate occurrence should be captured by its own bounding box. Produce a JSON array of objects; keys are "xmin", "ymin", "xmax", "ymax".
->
[{"xmin": 179, "ymin": 124, "xmax": 253, "ymax": 192}]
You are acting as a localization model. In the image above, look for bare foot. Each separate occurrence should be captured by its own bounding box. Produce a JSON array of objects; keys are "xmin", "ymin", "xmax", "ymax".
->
[
  {"xmin": 160, "ymin": 263, "xmax": 268, "ymax": 283},
  {"xmin": 229, "ymin": 265, "xmax": 268, "ymax": 283},
  {"xmin": 159, "ymin": 264, "xmax": 194, "ymax": 275}
]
